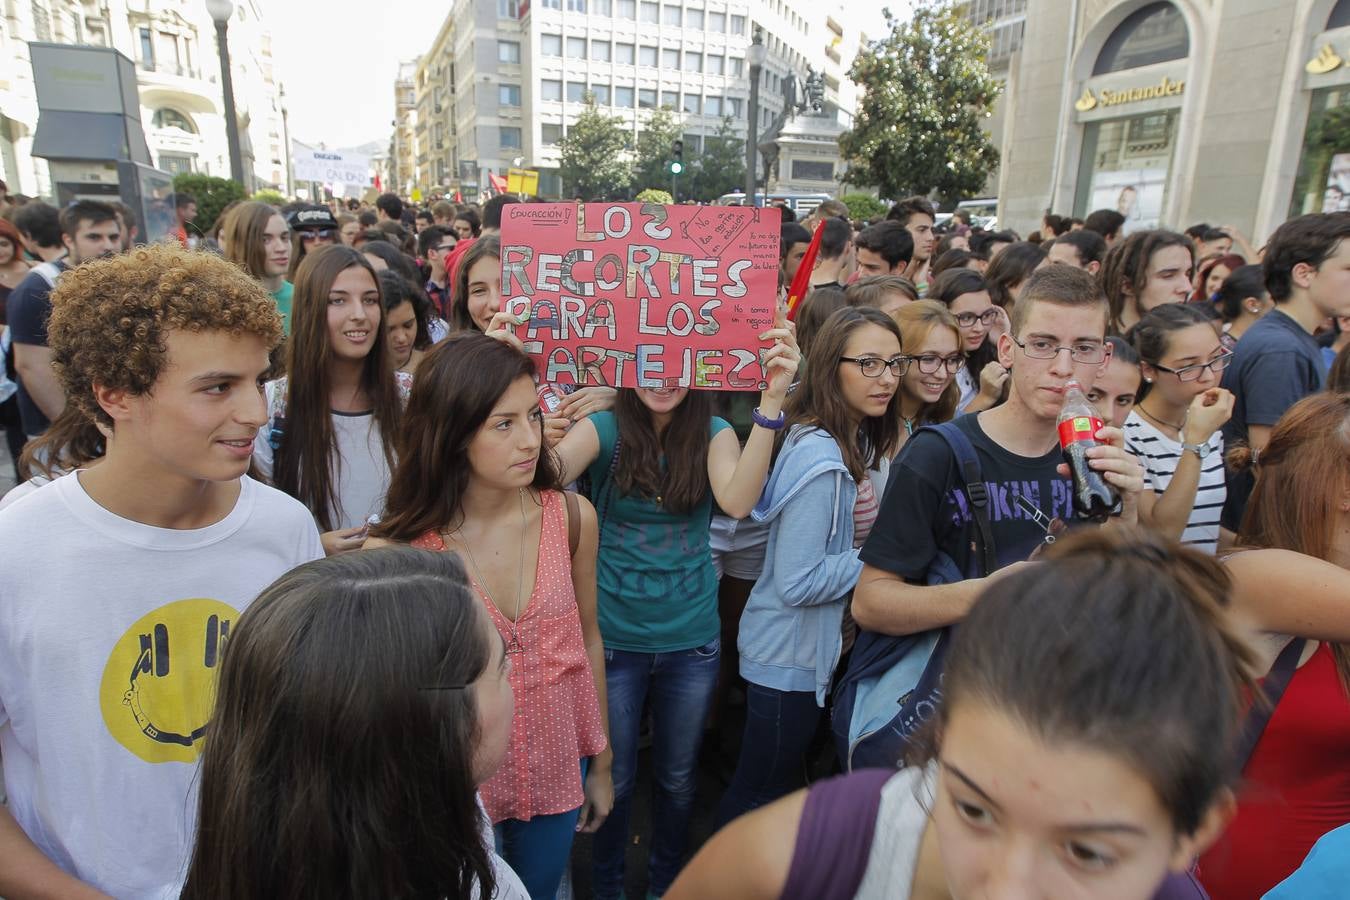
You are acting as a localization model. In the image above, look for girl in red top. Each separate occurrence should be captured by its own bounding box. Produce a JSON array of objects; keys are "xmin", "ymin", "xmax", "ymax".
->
[
  {"xmin": 1200, "ymin": 393, "xmax": 1350, "ymax": 899},
  {"xmin": 367, "ymin": 332, "xmax": 611, "ymax": 900}
]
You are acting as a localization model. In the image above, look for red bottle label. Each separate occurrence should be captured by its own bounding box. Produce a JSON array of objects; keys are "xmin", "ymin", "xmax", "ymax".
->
[
  {"xmin": 1058, "ymin": 414, "xmax": 1103, "ymax": 448},
  {"xmin": 537, "ymin": 385, "xmax": 562, "ymax": 414}
]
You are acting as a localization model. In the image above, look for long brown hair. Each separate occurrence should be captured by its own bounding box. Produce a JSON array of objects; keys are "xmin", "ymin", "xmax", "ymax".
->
[
  {"xmin": 372, "ymin": 332, "xmax": 561, "ymax": 542},
  {"xmin": 782, "ymin": 306, "xmax": 899, "ymax": 481},
  {"xmin": 220, "ymin": 200, "xmax": 282, "ymax": 282},
  {"xmin": 1228, "ymin": 392, "xmax": 1350, "ymax": 692},
  {"xmin": 17, "ymin": 406, "xmax": 105, "ymax": 481},
  {"xmin": 452, "ymin": 235, "xmax": 500, "ymax": 332},
  {"xmin": 273, "ymin": 245, "xmax": 402, "ymax": 531},
  {"xmin": 893, "ymin": 300, "xmax": 961, "ymax": 429},
  {"xmin": 909, "ymin": 527, "xmax": 1257, "ymax": 836},
  {"xmin": 181, "ymin": 548, "xmax": 496, "ymax": 900},
  {"xmin": 612, "ymin": 387, "xmax": 715, "ymax": 514}
]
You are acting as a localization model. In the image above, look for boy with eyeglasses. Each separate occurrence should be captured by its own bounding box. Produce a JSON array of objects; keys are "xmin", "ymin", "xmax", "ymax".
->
[{"xmin": 853, "ymin": 265, "xmax": 1145, "ymax": 636}]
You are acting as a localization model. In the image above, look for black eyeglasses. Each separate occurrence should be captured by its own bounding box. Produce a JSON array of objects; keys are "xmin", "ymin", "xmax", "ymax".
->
[
  {"xmin": 1152, "ymin": 350, "xmax": 1233, "ymax": 382},
  {"xmin": 907, "ymin": 353, "xmax": 966, "ymax": 375},
  {"xmin": 954, "ymin": 308, "xmax": 1001, "ymax": 328},
  {"xmin": 300, "ymin": 229, "xmax": 335, "ymax": 242},
  {"xmin": 1011, "ymin": 336, "xmax": 1108, "ymax": 364},
  {"xmin": 840, "ymin": 355, "xmax": 908, "ymax": 377}
]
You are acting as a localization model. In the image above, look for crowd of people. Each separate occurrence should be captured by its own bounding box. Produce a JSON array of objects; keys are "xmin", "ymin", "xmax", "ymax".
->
[{"xmin": 0, "ymin": 182, "xmax": 1347, "ymax": 900}]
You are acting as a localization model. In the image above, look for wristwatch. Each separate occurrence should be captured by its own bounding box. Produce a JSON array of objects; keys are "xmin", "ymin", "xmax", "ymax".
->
[{"xmin": 1181, "ymin": 441, "xmax": 1209, "ymax": 460}]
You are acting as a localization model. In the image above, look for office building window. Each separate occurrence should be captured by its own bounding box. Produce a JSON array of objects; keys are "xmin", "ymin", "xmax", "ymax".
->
[
  {"xmin": 498, "ymin": 40, "xmax": 521, "ymax": 63},
  {"xmin": 542, "ymin": 79, "xmax": 563, "ymax": 101},
  {"xmin": 618, "ymin": 0, "xmax": 636, "ymax": 17},
  {"xmin": 500, "ymin": 126, "xmax": 523, "ymax": 148},
  {"xmin": 640, "ymin": 1, "xmax": 658, "ymax": 22},
  {"xmin": 640, "ymin": 45, "xmax": 658, "ymax": 65},
  {"xmin": 592, "ymin": 84, "xmax": 611, "ymax": 104},
  {"xmin": 792, "ymin": 160, "xmax": 835, "ymax": 181},
  {"xmin": 542, "ymin": 123, "xmax": 564, "ymax": 145},
  {"xmin": 727, "ymin": 96, "xmax": 743, "ymax": 117},
  {"xmin": 686, "ymin": 8, "xmax": 704, "ymax": 29},
  {"xmin": 567, "ymin": 81, "xmax": 588, "ymax": 101},
  {"xmin": 682, "ymin": 93, "xmax": 699, "ymax": 113},
  {"xmin": 499, "ymin": 84, "xmax": 522, "ymax": 106},
  {"xmin": 616, "ymin": 42, "xmax": 636, "ymax": 63},
  {"xmin": 685, "ymin": 51, "xmax": 702, "ymax": 72},
  {"xmin": 703, "ymin": 96, "xmax": 722, "ymax": 116},
  {"xmin": 709, "ymin": 10, "xmax": 725, "ymax": 31},
  {"xmin": 682, "ymin": 133, "xmax": 703, "ymax": 154},
  {"xmin": 729, "ymin": 56, "xmax": 743, "ymax": 75},
  {"xmin": 139, "ymin": 27, "xmax": 154, "ymax": 66},
  {"xmin": 542, "ymin": 33, "xmax": 562, "ymax": 55},
  {"xmin": 615, "ymin": 85, "xmax": 635, "ymax": 107},
  {"xmin": 541, "ymin": 0, "xmax": 561, "ymax": 7},
  {"xmin": 639, "ymin": 87, "xmax": 658, "ymax": 108},
  {"xmin": 567, "ymin": 0, "xmax": 587, "ymax": 10},
  {"xmin": 662, "ymin": 48, "xmax": 680, "ymax": 68},
  {"xmin": 707, "ymin": 53, "xmax": 724, "ymax": 74},
  {"xmin": 567, "ymin": 36, "xmax": 587, "ymax": 57},
  {"xmin": 593, "ymin": 0, "xmax": 612, "ymax": 12},
  {"xmin": 661, "ymin": 90, "xmax": 679, "ymax": 109},
  {"xmin": 498, "ymin": 0, "xmax": 520, "ymax": 17},
  {"xmin": 591, "ymin": 40, "xmax": 611, "ymax": 61},
  {"xmin": 663, "ymin": 4, "xmax": 682, "ymax": 25},
  {"xmin": 730, "ymin": 14, "xmax": 745, "ymax": 34}
]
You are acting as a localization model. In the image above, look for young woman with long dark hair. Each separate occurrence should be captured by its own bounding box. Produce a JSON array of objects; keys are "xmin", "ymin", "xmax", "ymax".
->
[
  {"xmin": 253, "ymin": 245, "xmax": 407, "ymax": 555},
  {"xmin": 1198, "ymin": 392, "xmax": 1350, "ymax": 899},
  {"xmin": 378, "ymin": 269, "xmax": 430, "ymax": 376},
  {"xmin": 671, "ymin": 529, "xmax": 1249, "ymax": 900},
  {"xmin": 982, "ymin": 240, "xmax": 1046, "ymax": 312},
  {"xmin": 715, "ymin": 307, "xmax": 900, "ymax": 826},
  {"xmin": 1125, "ymin": 303, "xmax": 1234, "ymax": 554},
  {"xmin": 366, "ymin": 332, "xmax": 610, "ymax": 900},
  {"xmin": 549, "ymin": 313, "xmax": 800, "ymax": 900},
  {"xmin": 928, "ymin": 269, "xmax": 1005, "ymax": 414},
  {"xmin": 1214, "ymin": 264, "xmax": 1273, "ymax": 351},
  {"xmin": 181, "ymin": 547, "xmax": 527, "ymax": 900}
]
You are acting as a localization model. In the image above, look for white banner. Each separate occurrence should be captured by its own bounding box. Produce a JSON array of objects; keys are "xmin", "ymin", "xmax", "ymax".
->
[{"xmin": 292, "ymin": 148, "xmax": 371, "ymax": 187}]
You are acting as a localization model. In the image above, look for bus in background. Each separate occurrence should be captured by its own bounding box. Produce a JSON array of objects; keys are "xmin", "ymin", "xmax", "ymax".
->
[{"xmin": 715, "ymin": 192, "xmax": 834, "ymax": 217}]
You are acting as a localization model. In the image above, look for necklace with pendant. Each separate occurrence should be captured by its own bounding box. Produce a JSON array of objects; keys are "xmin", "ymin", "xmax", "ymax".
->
[{"xmin": 451, "ymin": 488, "xmax": 528, "ymax": 654}]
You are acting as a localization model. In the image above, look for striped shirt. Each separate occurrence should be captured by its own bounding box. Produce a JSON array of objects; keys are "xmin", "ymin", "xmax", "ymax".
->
[
  {"xmin": 853, "ymin": 476, "xmax": 880, "ymax": 549},
  {"xmin": 1123, "ymin": 411, "xmax": 1226, "ymax": 554}
]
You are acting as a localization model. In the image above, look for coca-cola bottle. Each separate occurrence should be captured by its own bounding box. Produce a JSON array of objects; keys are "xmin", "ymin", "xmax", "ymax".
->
[
  {"xmin": 1057, "ymin": 380, "xmax": 1119, "ymax": 523},
  {"xmin": 537, "ymin": 383, "xmax": 563, "ymax": 415}
]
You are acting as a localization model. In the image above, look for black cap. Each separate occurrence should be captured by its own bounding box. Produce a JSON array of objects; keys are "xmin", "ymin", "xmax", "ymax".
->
[{"xmin": 285, "ymin": 205, "xmax": 338, "ymax": 230}]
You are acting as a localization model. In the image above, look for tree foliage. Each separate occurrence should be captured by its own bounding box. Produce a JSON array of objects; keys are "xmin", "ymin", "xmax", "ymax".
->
[
  {"xmin": 840, "ymin": 193, "xmax": 889, "ymax": 221},
  {"xmin": 690, "ymin": 116, "xmax": 746, "ymax": 202},
  {"xmin": 632, "ymin": 106, "xmax": 684, "ymax": 197},
  {"xmin": 171, "ymin": 173, "xmax": 247, "ymax": 236},
  {"xmin": 558, "ymin": 94, "xmax": 633, "ymax": 200},
  {"xmin": 636, "ymin": 188, "xmax": 673, "ymax": 204},
  {"xmin": 839, "ymin": 1, "xmax": 1002, "ymax": 204},
  {"xmin": 251, "ymin": 188, "xmax": 287, "ymax": 206}
]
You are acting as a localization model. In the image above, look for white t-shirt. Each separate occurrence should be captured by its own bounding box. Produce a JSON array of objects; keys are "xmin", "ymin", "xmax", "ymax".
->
[
  {"xmin": 0, "ymin": 473, "xmax": 323, "ymax": 899},
  {"xmin": 253, "ymin": 377, "xmax": 406, "ymax": 530},
  {"xmin": 1123, "ymin": 411, "xmax": 1226, "ymax": 554},
  {"xmin": 0, "ymin": 473, "xmax": 50, "ymax": 512}
]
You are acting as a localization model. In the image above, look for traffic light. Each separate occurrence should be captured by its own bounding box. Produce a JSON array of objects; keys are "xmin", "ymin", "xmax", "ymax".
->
[{"xmin": 670, "ymin": 139, "xmax": 684, "ymax": 175}]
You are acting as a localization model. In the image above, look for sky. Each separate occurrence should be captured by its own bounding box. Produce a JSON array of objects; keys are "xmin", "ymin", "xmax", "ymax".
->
[{"xmin": 268, "ymin": 0, "xmax": 908, "ymax": 152}]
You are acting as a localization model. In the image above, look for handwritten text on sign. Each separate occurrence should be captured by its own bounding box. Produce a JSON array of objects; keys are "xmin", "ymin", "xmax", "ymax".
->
[{"xmin": 500, "ymin": 202, "xmax": 779, "ymax": 390}]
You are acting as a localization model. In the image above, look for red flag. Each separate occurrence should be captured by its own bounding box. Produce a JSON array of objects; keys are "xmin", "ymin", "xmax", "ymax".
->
[
  {"xmin": 488, "ymin": 172, "xmax": 509, "ymax": 193},
  {"xmin": 785, "ymin": 220, "xmax": 825, "ymax": 322},
  {"xmin": 374, "ymin": 173, "xmax": 382, "ymax": 192}
]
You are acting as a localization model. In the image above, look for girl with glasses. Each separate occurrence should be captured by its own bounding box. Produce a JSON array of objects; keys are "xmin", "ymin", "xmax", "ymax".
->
[
  {"xmin": 715, "ymin": 307, "xmax": 899, "ymax": 828},
  {"xmin": 892, "ymin": 301, "xmax": 964, "ymax": 454},
  {"xmin": 929, "ymin": 268, "xmax": 1009, "ymax": 414},
  {"xmin": 1125, "ymin": 303, "xmax": 1234, "ymax": 554}
]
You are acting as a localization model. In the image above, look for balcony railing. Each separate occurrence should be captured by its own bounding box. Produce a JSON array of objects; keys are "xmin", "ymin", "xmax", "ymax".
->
[{"xmin": 139, "ymin": 60, "xmax": 205, "ymax": 80}]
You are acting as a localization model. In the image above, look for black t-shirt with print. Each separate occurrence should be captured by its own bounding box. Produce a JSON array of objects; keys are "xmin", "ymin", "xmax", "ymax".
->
[{"xmin": 860, "ymin": 412, "xmax": 1070, "ymax": 581}]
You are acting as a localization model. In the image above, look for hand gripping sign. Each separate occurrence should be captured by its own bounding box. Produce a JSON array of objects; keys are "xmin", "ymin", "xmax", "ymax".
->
[{"xmin": 499, "ymin": 202, "xmax": 780, "ymax": 390}]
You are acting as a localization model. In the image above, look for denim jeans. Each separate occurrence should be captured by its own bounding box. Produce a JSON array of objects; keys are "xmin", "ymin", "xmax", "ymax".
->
[
  {"xmin": 713, "ymin": 683, "xmax": 822, "ymax": 829},
  {"xmin": 494, "ymin": 759, "xmax": 589, "ymax": 900},
  {"xmin": 590, "ymin": 638, "xmax": 720, "ymax": 900}
]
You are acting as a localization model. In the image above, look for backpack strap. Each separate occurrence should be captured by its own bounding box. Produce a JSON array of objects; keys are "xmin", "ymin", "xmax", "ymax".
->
[
  {"xmin": 1235, "ymin": 637, "xmax": 1306, "ymax": 772},
  {"xmin": 781, "ymin": 769, "xmax": 894, "ymax": 900},
  {"xmin": 564, "ymin": 490, "xmax": 581, "ymax": 558},
  {"xmin": 924, "ymin": 421, "xmax": 998, "ymax": 578}
]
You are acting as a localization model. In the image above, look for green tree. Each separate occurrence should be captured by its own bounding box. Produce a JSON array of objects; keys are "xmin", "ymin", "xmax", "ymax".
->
[
  {"xmin": 558, "ymin": 94, "xmax": 633, "ymax": 200},
  {"xmin": 689, "ymin": 116, "xmax": 746, "ymax": 202},
  {"xmin": 840, "ymin": 193, "xmax": 888, "ymax": 221},
  {"xmin": 839, "ymin": 1, "xmax": 1002, "ymax": 204},
  {"xmin": 636, "ymin": 188, "xmax": 673, "ymax": 204},
  {"xmin": 632, "ymin": 106, "xmax": 684, "ymax": 196},
  {"xmin": 171, "ymin": 173, "xmax": 247, "ymax": 237},
  {"xmin": 251, "ymin": 188, "xmax": 286, "ymax": 206}
]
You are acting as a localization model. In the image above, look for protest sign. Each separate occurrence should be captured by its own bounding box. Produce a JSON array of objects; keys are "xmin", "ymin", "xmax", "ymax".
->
[
  {"xmin": 499, "ymin": 202, "xmax": 780, "ymax": 391},
  {"xmin": 292, "ymin": 147, "xmax": 371, "ymax": 188}
]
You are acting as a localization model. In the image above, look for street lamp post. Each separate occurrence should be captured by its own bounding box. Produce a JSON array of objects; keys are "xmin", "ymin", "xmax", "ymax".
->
[
  {"xmin": 205, "ymin": 0, "xmax": 244, "ymax": 185},
  {"xmin": 745, "ymin": 27, "xmax": 766, "ymax": 208}
]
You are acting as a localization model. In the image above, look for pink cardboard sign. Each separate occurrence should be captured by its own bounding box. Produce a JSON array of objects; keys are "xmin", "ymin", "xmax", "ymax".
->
[{"xmin": 499, "ymin": 202, "xmax": 780, "ymax": 391}]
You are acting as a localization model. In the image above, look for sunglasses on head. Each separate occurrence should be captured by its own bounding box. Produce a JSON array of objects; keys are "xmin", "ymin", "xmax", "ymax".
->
[{"xmin": 300, "ymin": 229, "xmax": 335, "ymax": 242}]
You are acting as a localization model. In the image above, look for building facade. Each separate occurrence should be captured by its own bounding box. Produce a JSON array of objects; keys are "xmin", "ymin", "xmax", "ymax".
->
[
  {"xmin": 392, "ymin": 0, "xmax": 865, "ymax": 200},
  {"xmin": 0, "ymin": 0, "xmax": 285, "ymax": 198},
  {"xmin": 995, "ymin": 0, "xmax": 1350, "ymax": 241}
]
